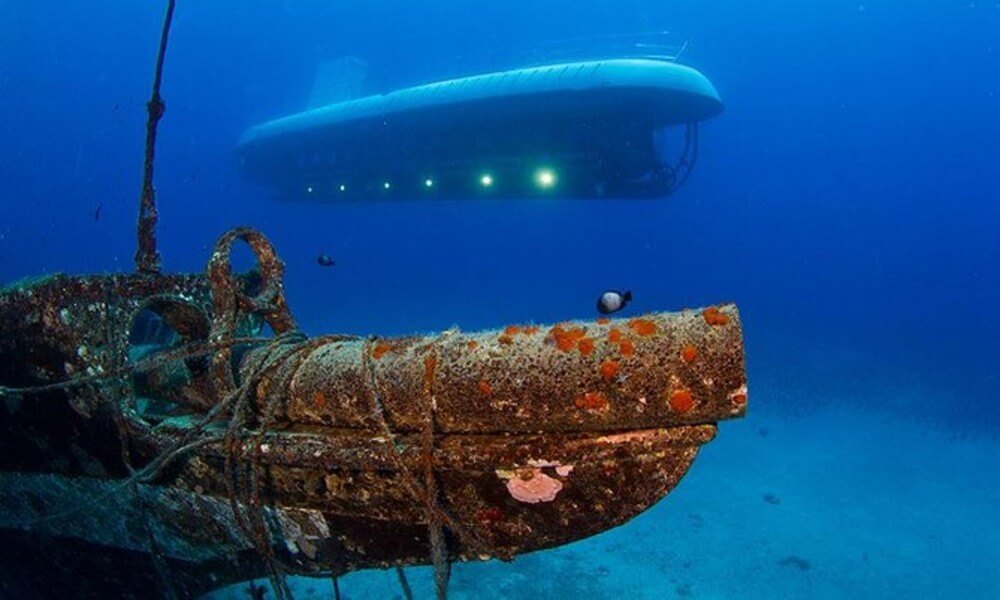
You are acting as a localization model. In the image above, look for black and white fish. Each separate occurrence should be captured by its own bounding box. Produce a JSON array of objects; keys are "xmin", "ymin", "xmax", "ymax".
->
[
  {"xmin": 597, "ymin": 290, "xmax": 632, "ymax": 314},
  {"xmin": 316, "ymin": 253, "xmax": 336, "ymax": 267}
]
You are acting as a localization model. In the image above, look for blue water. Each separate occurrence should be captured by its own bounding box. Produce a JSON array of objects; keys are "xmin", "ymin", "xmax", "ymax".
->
[{"xmin": 1, "ymin": 1, "xmax": 998, "ymax": 598}]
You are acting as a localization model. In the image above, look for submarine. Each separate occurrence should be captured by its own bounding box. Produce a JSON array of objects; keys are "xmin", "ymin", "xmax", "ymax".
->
[{"xmin": 236, "ymin": 56, "xmax": 723, "ymax": 201}]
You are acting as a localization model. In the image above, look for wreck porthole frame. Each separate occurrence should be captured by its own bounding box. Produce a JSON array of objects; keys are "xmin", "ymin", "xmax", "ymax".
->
[{"xmin": 124, "ymin": 295, "xmax": 215, "ymax": 424}]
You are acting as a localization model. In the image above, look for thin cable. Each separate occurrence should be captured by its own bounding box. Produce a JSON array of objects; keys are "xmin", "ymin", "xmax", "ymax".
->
[{"xmin": 135, "ymin": 0, "xmax": 177, "ymax": 274}]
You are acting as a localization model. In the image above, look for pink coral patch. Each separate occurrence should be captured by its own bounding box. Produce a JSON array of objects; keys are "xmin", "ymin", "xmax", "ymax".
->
[
  {"xmin": 505, "ymin": 468, "xmax": 564, "ymax": 504},
  {"xmin": 555, "ymin": 465, "xmax": 574, "ymax": 477}
]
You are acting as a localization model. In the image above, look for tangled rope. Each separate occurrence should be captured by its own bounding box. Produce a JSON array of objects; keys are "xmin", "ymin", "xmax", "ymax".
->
[
  {"xmin": 0, "ymin": 0, "xmax": 507, "ymax": 593},
  {"xmin": 4, "ymin": 269, "xmax": 517, "ymax": 599},
  {"xmin": 361, "ymin": 335, "xmax": 510, "ymax": 600}
]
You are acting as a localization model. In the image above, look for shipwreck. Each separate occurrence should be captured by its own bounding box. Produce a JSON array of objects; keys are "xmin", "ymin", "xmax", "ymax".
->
[{"xmin": 0, "ymin": 3, "xmax": 746, "ymax": 598}]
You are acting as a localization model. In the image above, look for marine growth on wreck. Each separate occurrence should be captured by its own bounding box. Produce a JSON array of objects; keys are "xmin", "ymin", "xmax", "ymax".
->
[{"xmin": 0, "ymin": 2, "xmax": 745, "ymax": 599}]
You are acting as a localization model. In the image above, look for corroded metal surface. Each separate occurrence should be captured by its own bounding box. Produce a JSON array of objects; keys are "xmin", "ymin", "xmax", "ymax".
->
[
  {"xmin": 269, "ymin": 310, "xmax": 746, "ymax": 433},
  {"xmin": 0, "ymin": 228, "xmax": 747, "ymax": 598}
]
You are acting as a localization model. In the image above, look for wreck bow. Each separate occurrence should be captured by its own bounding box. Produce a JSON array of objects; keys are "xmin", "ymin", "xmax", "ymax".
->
[{"xmin": 0, "ymin": 228, "xmax": 747, "ymax": 598}]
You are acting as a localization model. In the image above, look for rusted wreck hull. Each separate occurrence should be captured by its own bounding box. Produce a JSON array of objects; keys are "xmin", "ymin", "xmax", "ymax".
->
[
  {"xmin": 0, "ymin": 426, "xmax": 715, "ymax": 597},
  {"xmin": 0, "ymin": 231, "xmax": 747, "ymax": 597}
]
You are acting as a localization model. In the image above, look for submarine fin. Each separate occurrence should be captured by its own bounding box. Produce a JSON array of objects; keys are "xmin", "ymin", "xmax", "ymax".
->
[{"xmin": 307, "ymin": 56, "xmax": 368, "ymax": 109}]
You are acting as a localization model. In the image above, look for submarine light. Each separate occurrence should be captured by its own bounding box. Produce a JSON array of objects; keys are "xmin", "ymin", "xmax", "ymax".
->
[
  {"xmin": 480, "ymin": 174, "xmax": 494, "ymax": 187},
  {"xmin": 339, "ymin": 184, "xmax": 347, "ymax": 192},
  {"xmin": 383, "ymin": 181, "xmax": 391, "ymax": 190},
  {"xmin": 424, "ymin": 178, "xmax": 434, "ymax": 188},
  {"xmin": 306, "ymin": 186, "xmax": 314, "ymax": 193},
  {"xmin": 535, "ymin": 168, "xmax": 557, "ymax": 189}
]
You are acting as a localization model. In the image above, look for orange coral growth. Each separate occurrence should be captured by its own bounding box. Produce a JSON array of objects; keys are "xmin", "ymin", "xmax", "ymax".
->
[
  {"xmin": 555, "ymin": 336, "xmax": 576, "ymax": 352},
  {"xmin": 669, "ymin": 389, "xmax": 694, "ymax": 413},
  {"xmin": 523, "ymin": 325, "xmax": 540, "ymax": 335},
  {"xmin": 596, "ymin": 317, "xmax": 610, "ymax": 325},
  {"xmin": 618, "ymin": 339, "xmax": 635, "ymax": 356},
  {"xmin": 312, "ymin": 391, "xmax": 326, "ymax": 409},
  {"xmin": 551, "ymin": 325, "xmax": 587, "ymax": 353},
  {"xmin": 467, "ymin": 340, "xmax": 478, "ymax": 350},
  {"xmin": 608, "ymin": 328, "xmax": 623, "ymax": 343},
  {"xmin": 574, "ymin": 391, "xmax": 610, "ymax": 411},
  {"xmin": 599, "ymin": 360, "xmax": 620, "ymax": 380},
  {"xmin": 680, "ymin": 344, "xmax": 698, "ymax": 363},
  {"xmin": 628, "ymin": 318, "xmax": 658, "ymax": 336},
  {"xmin": 498, "ymin": 334, "xmax": 514, "ymax": 345},
  {"xmin": 478, "ymin": 380, "xmax": 493, "ymax": 396},
  {"xmin": 578, "ymin": 337, "xmax": 595, "ymax": 356},
  {"xmin": 702, "ymin": 307, "xmax": 730, "ymax": 326},
  {"xmin": 372, "ymin": 342, "xmax": 392, "ymax": 359},
  {"xmin": 731, "ymin": 392, "xmax": 747, "ymax": 406},
  {"xmin": 504, "ymin": 325, "xmax": 521, "ymax": 336}
]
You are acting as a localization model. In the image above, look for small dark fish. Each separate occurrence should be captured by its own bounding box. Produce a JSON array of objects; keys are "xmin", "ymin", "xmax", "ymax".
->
[
  {"xmin": 93, "ymin": 204, "xmax": 102, "ymax": 221},
  {"xmin": 778, "ymin": 556, "xmax": 812, "ymax": 572},
  {"xmin": 316, "ymin": 253, "xmax": 336, "ymax": 267},
  {"xmin": 763, "ymin": 493, "xmax": 781, "ymax": 505},
  {"xmin": 597, "ymin": 290, "xmax": 632, "ymax": 314}
]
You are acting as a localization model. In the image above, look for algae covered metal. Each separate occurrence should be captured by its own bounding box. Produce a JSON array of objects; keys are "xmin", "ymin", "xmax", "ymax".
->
[
  {"xmin": 0, "ymin": 4, "xmax": 745, "ymax": 596},
  {"xmin": 0, "ymin": 227, "xmax": 747, "ymax": 597}
]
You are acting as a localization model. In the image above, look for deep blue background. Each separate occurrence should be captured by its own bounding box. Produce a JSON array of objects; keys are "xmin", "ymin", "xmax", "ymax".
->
[{"xmin": 1, "ymin": 1, "xmax": 998, "ymax": 431}]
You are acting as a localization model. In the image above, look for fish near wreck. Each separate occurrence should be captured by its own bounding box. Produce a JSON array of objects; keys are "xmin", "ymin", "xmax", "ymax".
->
[{"xmin": 0, "ymin": 228, "xmax": 747, "ymax": 598}]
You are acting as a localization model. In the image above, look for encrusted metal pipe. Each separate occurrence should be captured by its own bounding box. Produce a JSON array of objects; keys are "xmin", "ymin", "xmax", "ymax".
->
[{"xmin": 248, "ymin": 307, "xmax": 747, "ymax": 434}]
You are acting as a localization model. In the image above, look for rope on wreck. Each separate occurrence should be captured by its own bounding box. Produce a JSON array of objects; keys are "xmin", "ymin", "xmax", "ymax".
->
[
  {"xmin": 4, "ymin": 216, "xmax": 520, "ymax": 598},
  {"xmin": 395, "ymin": 565, "xmax": 414, "ymax": 600},
  {"xmin": 135, "ymin": 0, "xmax": 176, "ymax": 274},
  {"xmin": 221, "ymin": 336, "xmax": 319, "ymax": 600},
  {"xmin": 203, "ymin": 228, "xmax": 302, "ymax": 600},
  {"xmin": 101, "ymin": 278, "xmax": 180, "ymax": 600},
  {"xmin": 0, "ymin": 294, "xmax": 507, "ymax": 600},
  {"xmin": 421, "ymin": 343, "xmax": 451, "ymax": 599},
  {"xmin": 212, "ymin": 334, "xmax": 357, "ymax": 599},
  {"xmin": 18, "ymin": 224, "xmax": 308, "ymax": 529},
  {"xmin": 111, "ymin": 7, "xmax": 182, "ymax": 585},
  {"xmin": 236, "ymin": 334, "xmax": 359, "ymax": 573},
  {"xmin": 17, "ymin": 346, "xmax": 268, "ymax": 526},
  {"xmin": 0, "ymin": 335, "xmax": 272, "ymax": 399},
  {"xmin": 361, "ymin": 336, "xmax": 505, "ymax": 600},
  {"xmin": 8, "ymin": 226, "xmax": 314, "ymax": 596}
]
